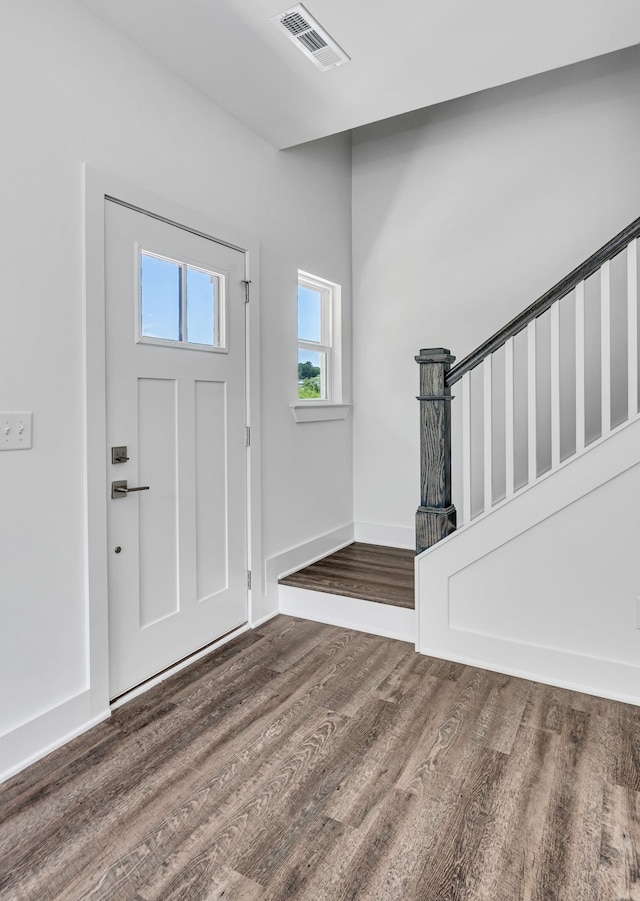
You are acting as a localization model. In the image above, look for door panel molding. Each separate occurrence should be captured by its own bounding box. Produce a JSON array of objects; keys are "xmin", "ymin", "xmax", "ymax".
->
[{"xmin": 83, "ymin": 165, "xmax": 262, "ymax": 716}]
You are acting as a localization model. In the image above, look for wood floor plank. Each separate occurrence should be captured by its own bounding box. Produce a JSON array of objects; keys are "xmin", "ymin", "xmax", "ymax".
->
[
  {"xmin": 463, "ymin": 725, "xmax": 560, "ymax": 901},
  {"xmin": 616, "ymin": 703, "xmax": 640, "ymax": 792},
  {"xmin": 260, "ymin": 814, "xmax": 355, "ymax": 901},
  {"xmin": 279, "ymin": 785, "xmax": 418, "ymax": 901},
  {"xmin": 137, "ymin": 863, "xmax": 264, "ymax": 901},
  {"xmin": 397, "ymin": 665, "xmax": 494, "ymax": 791},
  {"xmin": 520, "ymin": 681, "xmax": 571, "ymax": 734},
  {"xmin": 375, "ymin": 650, "xmax": 435, "ymax": 703},
  {"xmin": 2, "ymin": 616, "xmax": 639, "ymax": 901},
  {"xmin": 528, "ymin": 706, "xmax": 613, "ymax": 901},
  {"xmin": 324, "ymin": 675, "xmax": 445, "ymax": 830},
  {"xmin": 472, "ymin": 673, "xmax": 532, "ymax": 755},
  {"xmin": 598, "ymin": 782, "xmax": 640, "ymax": 899},
  {"xmin": 230, "ymin": 696, "xmax": 398, "ymax": 886},
  {"xmin": 113, "ymin": 705, "xmax": 348, "ymax": 901},
  {"xmin": 301, "ymin": 673, "xmax": 500, "ymax": 899},
  {"xmin": 169, "ymin": 617, "xmax": 331, "ymax": 707},
  {"xmin": 403, "ymin": 746, "xmax": 509, "ymax": 901},
  {"xmin": 314, "ymin": 634, "xmax": 409, "ymax": 718},
  {"xmin": 279, "ymin": 542, "xmax": 415, "ymax": 608}
]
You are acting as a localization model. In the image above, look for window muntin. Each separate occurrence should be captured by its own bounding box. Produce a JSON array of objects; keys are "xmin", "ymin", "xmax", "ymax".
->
[
  {"xmin": 139, "ymin": 250, "xmax": 225, "ymax": 350},
  {"xmin": 297, "ymin": 273, "xmax": 333, "ymax": 401}
]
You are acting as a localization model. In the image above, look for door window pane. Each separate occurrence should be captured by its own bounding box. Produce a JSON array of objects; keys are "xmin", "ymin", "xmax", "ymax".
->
[
  {"xmin": 298, "ymin": 286, "xmax": 323, "ymax": 343},
  {"xmin": 139, "ymin": 251, "xmax": 226, "ymax": 350},
  {"xmin": 141, "ymin": 253, "xmax": 181, "ymax": 341},
  {"xmin": 187, "ymin": 267, "xmax": 218, "ymax": 346}
]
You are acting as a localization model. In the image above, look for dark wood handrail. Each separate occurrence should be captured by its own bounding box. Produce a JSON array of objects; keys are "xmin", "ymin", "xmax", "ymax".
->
[{"xmin": 446, "ymin": 213, "xmax": 640, "ymax": 387}]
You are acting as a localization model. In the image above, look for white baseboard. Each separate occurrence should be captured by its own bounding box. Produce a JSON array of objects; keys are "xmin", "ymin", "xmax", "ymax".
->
[
  {"xmin": 418, "ymin": 643, "xmax": 640, "ymax": 709},
  {"xmin": 251, "ymin": 610, "xmax": 281, "ymax": 629},
  {"xmin": 279, "ymin": 585, "xmax": 415, "ymax": 644},
  {"xmin": 0, "ymin": 691, "xmax": 110, "ymax": 785},
  {"xmin": 354, "ymin": 521, "xmax": 414, "ymax": 549}
]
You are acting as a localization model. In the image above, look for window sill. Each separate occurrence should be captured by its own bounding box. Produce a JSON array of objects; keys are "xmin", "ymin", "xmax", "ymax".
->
[{"xmin": 290, "ymin": 403, "xmax": 351, "ymax": 423}]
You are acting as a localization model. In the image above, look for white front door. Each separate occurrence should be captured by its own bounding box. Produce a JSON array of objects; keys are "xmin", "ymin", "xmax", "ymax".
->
[{"xmin": 105, "ymin": 199, "xmax": 248, "ymax": 698}]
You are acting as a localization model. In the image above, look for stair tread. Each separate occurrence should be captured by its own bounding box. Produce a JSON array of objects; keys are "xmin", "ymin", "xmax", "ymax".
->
[{"xmin": 279, "ymin": 542, "xmax": 415, "ymax": 609}]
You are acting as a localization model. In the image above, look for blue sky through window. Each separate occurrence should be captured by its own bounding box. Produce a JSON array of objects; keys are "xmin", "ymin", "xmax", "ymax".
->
[
  {"xmin": 298, "ymin": 286, "xmax": 322, "ymax": 343},
  {"xmin": 141, "ymin": 252, "xmax": 218, "ymax": 346},
  {"xmin": 187, "ymin": 268, "xmax": 216, "ymax": 346},
  {"xmin": 141, "ymin": 254, "xmax": 181, "ymax": 340}
]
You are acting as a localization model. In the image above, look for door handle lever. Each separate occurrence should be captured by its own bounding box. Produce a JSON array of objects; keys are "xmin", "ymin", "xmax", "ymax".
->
[{"xmin": 111, "ymin": 480, "xmax": 150, "ymax": 499}]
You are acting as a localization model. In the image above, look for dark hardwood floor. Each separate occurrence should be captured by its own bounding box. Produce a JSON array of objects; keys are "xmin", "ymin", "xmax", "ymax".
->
[
  {"xmin": 1, "ymin": 616, "xmax": 639, "ymax": 899},
  {"xmin": 279, "ymin": 542, "xmax": 415, "ymax": 609}
]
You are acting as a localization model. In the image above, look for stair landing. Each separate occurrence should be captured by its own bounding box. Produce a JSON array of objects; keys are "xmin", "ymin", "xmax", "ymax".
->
[{"xmin": 278, "ymin": 542, "xmax": 416, "ymax": 643}]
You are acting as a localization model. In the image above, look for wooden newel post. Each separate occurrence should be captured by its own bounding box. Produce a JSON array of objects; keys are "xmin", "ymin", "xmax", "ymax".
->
[{"xmin": 415, "ymin": 348, "xmax": 456, "ymax": 554}]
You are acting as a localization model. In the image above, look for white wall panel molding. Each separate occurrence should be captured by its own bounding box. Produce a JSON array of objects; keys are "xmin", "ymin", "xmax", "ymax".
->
[
  {"xmin": 0, "ymin": 692, "xmax": 109, "ymax": 785},
  {"xmin": 354, "ymin": 521, "xmax": 415, "ymax": 549},
  {"xmin": 417, "ymin": 415, "xmax": 640, "ymax": 705}
]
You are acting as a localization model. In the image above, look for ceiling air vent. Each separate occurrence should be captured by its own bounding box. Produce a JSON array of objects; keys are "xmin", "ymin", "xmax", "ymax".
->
[{"xmin": 271, "ymin": 4, "xmax": 350, "ymax": 72}]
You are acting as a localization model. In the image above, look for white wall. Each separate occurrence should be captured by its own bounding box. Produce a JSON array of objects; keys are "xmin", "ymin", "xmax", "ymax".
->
[
  {"xmin": 351, "ymin": 46, "xmax": 640, "ymax": 541},
  {"xmin": 0, "ymin": 0, "xmax": 352, "ymax": 777}
]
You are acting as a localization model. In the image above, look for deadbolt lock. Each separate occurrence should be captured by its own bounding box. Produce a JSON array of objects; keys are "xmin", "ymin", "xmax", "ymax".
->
[{"xmin": 111, "ymin": 446, "xmax": 129, "ymax": 464}]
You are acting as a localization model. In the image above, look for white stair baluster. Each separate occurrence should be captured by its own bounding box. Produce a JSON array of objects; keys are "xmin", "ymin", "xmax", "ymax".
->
[
  {"xmin": 551, "ymin": 302, "xmax": 561, "ymax": 469},
  {"xmin": 462, "ymin": 370, "xmax": 471, "ymax": 525},
  {"xmin": 575, "ymin": 281, "xmax": 585, "ymax": 453},
  {"xmin": 628, "ymin": 239, "xmax": 638, "ymax": 420},
  {"xmin": 601, "ymin": 260, "xmax": 611, "ymax": 438},
  {"xmin": 483, "ymin": 355, "xmax": 492, "ymax": 513},
  {"xmin": 527, "ymin": 320, "xmax": 537, "ymax": 484},
  {"xmin": 504, "ymin": 337, "xmax": 514, "ymax": 499}
]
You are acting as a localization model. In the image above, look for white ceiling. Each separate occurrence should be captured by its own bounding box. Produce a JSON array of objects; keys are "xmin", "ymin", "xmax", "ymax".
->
[{"xmin": 76, "ymin": 0, "xmax": 640, "ymax": 148}]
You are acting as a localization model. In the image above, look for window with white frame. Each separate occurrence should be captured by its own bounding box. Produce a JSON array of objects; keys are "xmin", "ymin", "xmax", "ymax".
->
[
  {"xmin": 138, "ymin": 250, "xmax": 226, "ymax": 351},
  {"xmin": 297, "ymin": 271, "xmax": 338, "ymax": 401}
]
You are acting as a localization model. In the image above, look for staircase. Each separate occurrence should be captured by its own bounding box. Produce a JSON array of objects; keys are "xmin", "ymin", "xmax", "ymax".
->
[{"xmin": 416, "ymin": 215, "xmax": 640, "ymax": 706}]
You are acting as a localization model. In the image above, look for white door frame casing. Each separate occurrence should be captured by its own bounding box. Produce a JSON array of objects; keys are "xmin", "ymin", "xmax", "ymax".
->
[{"xmin": 82, "ymin": 165, "xmax": 262, "ymax": 718}]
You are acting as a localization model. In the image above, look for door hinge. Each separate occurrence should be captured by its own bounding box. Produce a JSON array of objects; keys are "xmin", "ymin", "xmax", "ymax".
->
[
  {"xmin": 247, "ymin": 570, "xmax": 252, "ymax": 590},
  {"xmin": 245, "ymin": 425, "xmax": 251, "ymax": 447},
  {"xmin": 241, "ymin": 279, "xmax": 251, "ymax": 304}
]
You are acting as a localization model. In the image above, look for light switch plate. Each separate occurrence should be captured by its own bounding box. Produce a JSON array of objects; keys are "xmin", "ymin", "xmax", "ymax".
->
[{"xmin": 1, "ymin": 412, "xmax": 33, "ymax": 450}]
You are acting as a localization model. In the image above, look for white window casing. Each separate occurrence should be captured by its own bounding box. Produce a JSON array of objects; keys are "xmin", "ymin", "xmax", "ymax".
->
[{"xmin": 292, "ymin": 270, "xmax": 350, "ymax": 422}]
